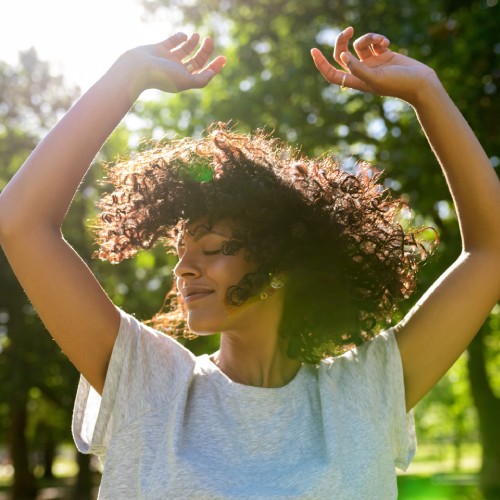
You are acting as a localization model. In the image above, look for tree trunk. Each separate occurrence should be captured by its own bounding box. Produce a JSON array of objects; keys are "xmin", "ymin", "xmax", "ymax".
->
[
  {"xmin": 73, "ymin": 451, "xmax": 94, "ymax": 499},
  {"xmin": 42, "ymin": 431, "xmax": 55, "ymax": 479},
  {"xmin": 467, "ymin": 326, "xmax": 500, "ymax": 500},
  {"xmin": 9, "ymin": 397, "xmax": 37, "ymax": 499}
]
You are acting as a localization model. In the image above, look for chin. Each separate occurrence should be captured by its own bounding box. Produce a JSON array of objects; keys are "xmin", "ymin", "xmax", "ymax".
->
[
  {"xmin": 186, "ymin": 301, "xmax": 257, "ymax": 335},
  {"xmin": 186, "ymin": 314, "xmax": 224, "ymax": 336}
]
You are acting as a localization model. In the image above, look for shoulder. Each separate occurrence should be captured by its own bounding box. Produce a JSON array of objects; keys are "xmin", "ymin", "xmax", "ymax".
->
[
  {"xmin": 104, "ymin": 309, "xmax": 197, "ymax": 406},
  {"xmin": 316, "ymin": 329, "xmax": 415, "ymax": 470},
  {"xmin": 73, "ymin": 309, "xmax": 197, "ymax": 454},
  {"xmin": 318, "ymin": 329, "xmax": 401, "ymax": 388},
  {"xmin": 322, "ymin": 329, "xmax": 396, "ymax": 366},
  {"xmin": 116, "ymin": 308, "xmax": 195, "ymax": 364}
]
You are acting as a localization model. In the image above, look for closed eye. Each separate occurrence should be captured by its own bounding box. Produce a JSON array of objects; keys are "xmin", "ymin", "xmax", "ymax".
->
[{"xmin": 203, "ymin": 249, "xmax": 221, "ymax": 256}]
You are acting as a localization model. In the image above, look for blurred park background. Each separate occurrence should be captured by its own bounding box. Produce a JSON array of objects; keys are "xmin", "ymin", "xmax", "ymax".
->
[{"xmin": 0, "ymin": 0, "xmax": 499, "ymax": 498}]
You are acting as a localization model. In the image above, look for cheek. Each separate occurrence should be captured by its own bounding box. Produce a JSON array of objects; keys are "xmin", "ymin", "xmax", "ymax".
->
[{"xmin": 212, "ymin": 256, "xmax": 255, "ymax": 284}]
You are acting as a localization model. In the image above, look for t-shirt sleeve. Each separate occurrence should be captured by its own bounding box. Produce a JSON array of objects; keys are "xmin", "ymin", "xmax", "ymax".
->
[
  {"xmin": 323, "ymin": 329, "xmax": 416, "ymax": 471},
  {"xmin": 72, "ymin": 308, "xmax": 195, "ymax": 458},
  {"xmin": 370, "ymin": 330, "xmax": 416, "ymax": 471}
]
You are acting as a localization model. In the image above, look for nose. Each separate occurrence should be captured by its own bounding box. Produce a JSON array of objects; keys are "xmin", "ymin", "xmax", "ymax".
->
[{"xmin": 173, "ymin": 247, "xmax": 201, "ymax": 281}]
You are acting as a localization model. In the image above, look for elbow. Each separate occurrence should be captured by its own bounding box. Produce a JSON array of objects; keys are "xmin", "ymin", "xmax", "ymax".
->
[
  {"xmin": 0, "ymin": 196, "xmax": 14, "ymax": 241},
  {"xmin": 0, "ymin": 195, "xmax": 60, "ymax": 244},
  {"xmin": 460, "ymin": 249, "xmax": 500, "ymax": 288},
  {"xmin": 0, "ymin": 217, "xmax": 19, "ymax": 244},
  {"xmin": 0, "ymin": 194, "xmax": 33, "ymax": 242},
  {"xmin": 462, "ymin": 233, "xmax": 500, "ymax": 265},
  {"xmin": 0, "ymin": 188, "xmax": 22, "ymax": 240},
  {"xmin": 0, "ymin": 199, "xmax": 62, "ymax": 245}
]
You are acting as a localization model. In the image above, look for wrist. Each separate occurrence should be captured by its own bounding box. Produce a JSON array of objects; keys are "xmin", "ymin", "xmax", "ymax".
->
[
  {"xmin": 410, "ymin": 71, "xmax": 447, "ymax": 110},
  {"xmin": 106, "ymin": 50, "xmax": 151, "ymax": 102}
]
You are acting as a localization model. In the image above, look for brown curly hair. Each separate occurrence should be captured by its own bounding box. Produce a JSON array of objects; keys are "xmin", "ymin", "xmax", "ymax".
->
[{"xmin": 96, "ymin": 124, "xmax": 430, "ymax": 363}]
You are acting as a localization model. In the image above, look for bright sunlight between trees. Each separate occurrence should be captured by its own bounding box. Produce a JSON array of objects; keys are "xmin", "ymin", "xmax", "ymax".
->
[{"xmin": 0, "ymin": 0, "xmax": 499, "ymax": 498}]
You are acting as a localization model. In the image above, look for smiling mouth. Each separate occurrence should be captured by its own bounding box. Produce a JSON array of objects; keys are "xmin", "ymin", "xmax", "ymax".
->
[{"xmin": 184, "ymin": 291, "xmax": 214, "ymax": 304}]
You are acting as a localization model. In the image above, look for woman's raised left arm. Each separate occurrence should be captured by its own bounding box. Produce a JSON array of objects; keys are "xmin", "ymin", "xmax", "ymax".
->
[{"xmin": 311, "ymin": 27, "xmax": 500, "ymax": 410}]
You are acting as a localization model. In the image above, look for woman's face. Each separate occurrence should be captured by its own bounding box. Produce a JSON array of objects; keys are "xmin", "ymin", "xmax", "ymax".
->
[{"xmin": 174, "ymin": 219, "xmax": 265, "ymax": 335}]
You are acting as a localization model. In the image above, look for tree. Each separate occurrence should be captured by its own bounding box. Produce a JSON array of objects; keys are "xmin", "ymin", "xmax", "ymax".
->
[
  {"xmin": 0, "ymin": 47, "xmax": 219, "ymax": 496},
  {"xmin": 139, "ymin": 0, "xmax": 500, "ymax": 496},
  {"xmin": 415, "ymin": 353, "xmax": 478, "ymax": 469},
  {"xmin": 468, "ymin": 315, "xmax": 500, "ymax": 498},
  {"xmin": 0, "ymin": 48, "xmax": 80, "ymax": 498}
]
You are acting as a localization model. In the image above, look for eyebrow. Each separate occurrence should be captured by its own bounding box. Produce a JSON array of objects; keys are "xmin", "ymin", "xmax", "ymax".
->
[
  {"xmin": 193, "ymin": 229, "xmax": 230, "ymax": 241},
  {"xmin": 177, "ymin": 227, "xmax": 231, "ymax": 245}
]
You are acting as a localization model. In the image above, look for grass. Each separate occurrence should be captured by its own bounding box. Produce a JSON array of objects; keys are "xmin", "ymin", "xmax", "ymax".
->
[
  {"xmin": 403, "ymin": 442, "xmax": 482, "ymax": 475},
  {"xmin": 398, "ymin": 474, "xmax": 481, "ymax": 500},
  {"xmin": 397, "ymin": 442, "xmax": 482, "ymax": 499}
]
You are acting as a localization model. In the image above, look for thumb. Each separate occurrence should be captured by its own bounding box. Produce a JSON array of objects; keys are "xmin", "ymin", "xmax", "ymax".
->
[{"xmin": 340, "ymin": 52, "xmax": 373, "ymax": 83}]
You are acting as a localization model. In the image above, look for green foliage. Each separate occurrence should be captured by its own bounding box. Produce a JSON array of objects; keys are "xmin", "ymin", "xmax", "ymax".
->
[
  {"xmin": 0, "ymin": 0, "xmax": 499, "ymax": 491},
  {"xmin": 0, "ymin": 49, "xmax": 76, "ymax": 191},
  {"xmin": 398, "ymin": 472, "xmax": 482, "ymax": 499},
  {"xmin": 139, "ymin": 0, "xmax": 500, "ymax": 464},
  {"xmin": 483, "ymin": 305, "xmax": 500, "ymax": 397},
  {"xmin": 415, "ymin": 354, "xmax": 478, "ymax": 445},
  {"xmin": 0, "ymin": 49, "xmax": 81, "ymax": 445}
]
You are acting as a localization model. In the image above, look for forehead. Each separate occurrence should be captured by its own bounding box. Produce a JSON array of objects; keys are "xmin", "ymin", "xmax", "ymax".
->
[{"xmin": 176, "ymin": 218, "xmax": 237, "ymax": 242}]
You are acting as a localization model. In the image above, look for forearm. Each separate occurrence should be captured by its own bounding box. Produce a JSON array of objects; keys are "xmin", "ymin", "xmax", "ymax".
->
[
  {"xmin": 0, "ymin": 53, "xmax": 143, "ymax": 234},
  {"xmin": 412, "ymin": 78, "xmax": 500, "ymax": 254}
]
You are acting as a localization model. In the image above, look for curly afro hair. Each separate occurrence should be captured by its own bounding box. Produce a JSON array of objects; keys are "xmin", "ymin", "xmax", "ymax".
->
[{"xmin": 96, "ymin": 124, "xmax": 430, "ymax": 363}]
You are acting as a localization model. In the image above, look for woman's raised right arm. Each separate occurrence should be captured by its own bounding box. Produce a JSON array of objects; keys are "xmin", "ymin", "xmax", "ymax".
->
[{"xmin": 0, "ymin": 33, "xmax": 225, "ymax": 394}]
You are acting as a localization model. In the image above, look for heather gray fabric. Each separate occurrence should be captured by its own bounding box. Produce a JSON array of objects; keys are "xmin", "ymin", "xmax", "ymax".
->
[{"xmin": 72, "ymin": 309, "xmax": 415, "ymax": 499}]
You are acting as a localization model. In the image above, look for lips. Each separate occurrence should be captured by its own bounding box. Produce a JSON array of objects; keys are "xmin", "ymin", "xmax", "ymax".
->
[{"xmin": 181, "ymin": 286, "xmax": 215, "ymax": 304}]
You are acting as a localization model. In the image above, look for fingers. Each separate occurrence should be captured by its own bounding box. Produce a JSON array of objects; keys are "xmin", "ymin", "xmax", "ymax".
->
[
  {"xmin": 205, "ymin": 55, "xmax": 227, "ymax": 75},
  {"xmin": 313, "ymin": 27, "xmax": 393, "ymax": 93},
  {"xmin": 334, "ymin": 27, "xmax": 354, "ymax": 69},
  {"xmin": 181, "ymin": 36, "xmax": 226, "ymax": 89},
  {"xmin": 339, "ymin": 52, "xmax": 373, "ymax": 89},
  {"xmin": 190, "ymin": 55, "xmax": 227, "ymax": 88},
  {"xmin": 311, "ymin": 48, "xmax": 348, "ymax": 87},
  {"xmin": 353, "ymin": 33, "xmax": 390, "ymax": 60},
  {"xmin": 333, "ymin": 27, "xmax": 390, "ymax": 67},
  {"xmin": 142, "ymin": 31, "xmax": 225, "ymax": 92},
  {"xmin": 311, "ymin": 48, "xmax": 372, "ymax": 92},
  {"xmin": 161, "ymin": 32, "xmax": 188, "ymax": 50},
  {"xmin": 182, "ymin": 36, "xmax": 215, "ymax": 73},
  {"xmin": 169, "ymin": 33, "xmax": 201, "ymax": 59}
]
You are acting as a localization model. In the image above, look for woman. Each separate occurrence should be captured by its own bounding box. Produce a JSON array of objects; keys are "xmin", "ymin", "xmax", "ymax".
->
[{"xmin": 0, "ymin": 26, "xmax": 499, "ymax": 499}]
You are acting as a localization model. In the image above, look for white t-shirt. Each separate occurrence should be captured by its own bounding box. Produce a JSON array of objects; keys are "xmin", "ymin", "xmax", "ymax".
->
[{"xmin": 72, "ymin": 309, "xmax": 415, "ymax": 499}]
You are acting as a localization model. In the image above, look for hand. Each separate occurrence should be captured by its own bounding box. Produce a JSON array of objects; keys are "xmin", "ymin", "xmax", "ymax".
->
[
  {"xmin": 123, "ymin": 32, "xmax": 226, "ymax": 94},
  {"xmin": 311, "ymin": 26, "xmax": 439, "ymax": 105}
]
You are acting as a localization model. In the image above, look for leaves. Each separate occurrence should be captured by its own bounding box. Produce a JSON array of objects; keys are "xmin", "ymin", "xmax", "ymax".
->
[{"xmin": 138, "ymin": 0, "xmax": 500, "ymax": 454}]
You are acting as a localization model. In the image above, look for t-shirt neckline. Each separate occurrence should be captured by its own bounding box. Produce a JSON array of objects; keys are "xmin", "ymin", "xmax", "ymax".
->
[{"xmin": 196, "ymin": 353, "xmax": 310, "ymax": 400}]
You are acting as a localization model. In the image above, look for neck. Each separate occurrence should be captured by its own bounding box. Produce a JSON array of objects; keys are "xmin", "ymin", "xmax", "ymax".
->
[
  {"xmin": 214, "ymin": 335, "xmax": 301, "ymax": 388},
  {"xmin": 212, "ymin": 293, "xmax": 302, "ymax": 388}
]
